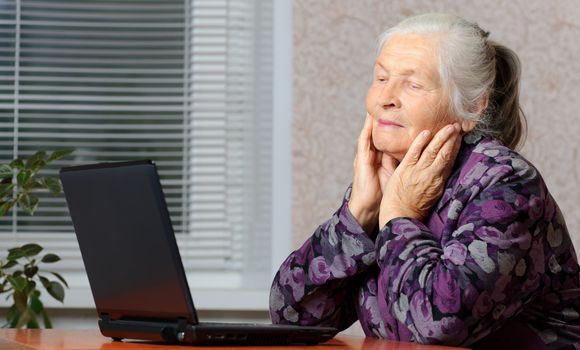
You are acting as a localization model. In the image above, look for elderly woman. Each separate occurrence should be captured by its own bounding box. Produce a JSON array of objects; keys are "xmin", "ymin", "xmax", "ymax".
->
[{"xmin": 269, "ymin": 13, "xmax": 580, "ymax": 349}]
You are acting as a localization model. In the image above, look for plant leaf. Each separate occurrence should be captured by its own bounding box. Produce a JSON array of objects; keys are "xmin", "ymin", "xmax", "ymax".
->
[
  {"xmin": 7, "ymin": 247, "xmax": 24, "ymax": 261},
  {"xmin": 16, "ymin": 170, "xmax": 32, "ymax": 187},
  {"xmin": 1, "ymin": 259, "xmax": 17, "ymax": 269},
  {"xmin": 0, "ymin": 164, "xmax": 12, "ymax": 179},
  {"xmin": 0, "ymin": 183, "xmax": 14, "ymax": 198},
  {"xmin": 21, "ymin": 243, "xmax": 43, "ymax": 257},
  {"xmin": 48, "ymin": 271, "xmax": 68, "ymax": 288},
  {"xmin": 6, "ymin": 304, "xmax": 18, "ymax": 328},
  {"xmin": 8, "ymin": 275, "xmax": 27, "ymax": 292},
  {"xmin": 46, "ymin": 281, "xmax": 65, "ymax": 303},
  {"xmin": 40, "ymin": 177, "xmax": 62, "ymax": 196},
  {"xmin": 24, "ymin": 266, "xmax": 39, "ymax": 278},
  {"xmin": 30, "ymin": 293, "xmax": 43, "ymax": 314},
  {"xmin": 41, "ymin": 254, "xmax": 60, "ymax": 263},
  {"xmin": 9, "ymin": 158, "xmax": 25, "ymax": 170},
  {"xmin": 0, "ymin": 200, "xmax": 17, "ymax": 217},
  {"xmin": 23, "ymin": 179, "xmax": 44, "ymax": 191},
  {"xmin": 26, "ymin": 310, "xmax": 40, "ymax": 329},
  {"xmin": 29, "ymin": 195, "xmax": 40, "ymax": 215},
  {"xmin": 41, "ymin": 308, "xmax": 52, "ymax": 329},
  {"xmin": 47, "ymin": 149, "xmax": 74, "ymax": 163},
  {"xmin": 18, "ymin": 193, "xmax": 39, "ymax": 216},
  {"xmin": 30, "ymin": 159, "xmax": 47, "ymax": 172},
  {"xmin": 24, "ymin": 280, "xmax": 36, "ymax": 295},
  {"xmin": 26, "ymin": 151, "xmax": 47, "ymax": 170},
  {"xmin": 39, "ymin": 275, "xmax": 50, "ymax": 289}
]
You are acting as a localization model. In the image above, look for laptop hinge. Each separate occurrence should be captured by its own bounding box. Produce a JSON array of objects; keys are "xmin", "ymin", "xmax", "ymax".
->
[
  {"xmin": 177, "ymin": 318, "xmax": 187, "ymax": 330},
  {"xmin": 175, "ymin": 317, "xmax": 190, "ymax": 342},
  {"xmin": 98, "ymin": 313, "xmax": 192, "ymax": 343}
]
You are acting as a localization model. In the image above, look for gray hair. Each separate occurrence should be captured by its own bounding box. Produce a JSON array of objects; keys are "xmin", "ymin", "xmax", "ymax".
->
[{"xmin": 377, "ymin": 13, "xmax": 527, "ymax": 150}]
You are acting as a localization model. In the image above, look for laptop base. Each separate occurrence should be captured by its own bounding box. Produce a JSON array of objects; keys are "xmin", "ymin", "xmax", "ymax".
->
[{"xmin": 99, "ymin": 314, "xmax": 337, "ymax": 345}]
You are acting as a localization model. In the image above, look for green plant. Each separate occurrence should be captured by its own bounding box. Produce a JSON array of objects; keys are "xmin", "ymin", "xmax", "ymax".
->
[
  {"xmin": 0, "ymin": 149, "xmax": 73, "ymax": 328},
  {"xmin": 0, "ymin": 150, "xmax": 73, "ymax": 216},
  {"xmin": 0, "ymin": 243, "xmax": 68, "ymax": 328}
]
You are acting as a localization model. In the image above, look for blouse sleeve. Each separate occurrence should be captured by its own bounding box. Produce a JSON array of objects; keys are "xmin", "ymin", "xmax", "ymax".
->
[
  {"xmin": 374, "ymin": 160, "xmax": 565, "ymax": 346},
  {"xmin": 269, "ymin": 186, "xmax": 377, "ymax": 330}
]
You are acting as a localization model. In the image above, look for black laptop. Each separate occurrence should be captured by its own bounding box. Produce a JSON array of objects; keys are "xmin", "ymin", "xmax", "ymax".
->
[{"xmin": 59, "ymin": 160, "xmax": 338, "ymax": 345}]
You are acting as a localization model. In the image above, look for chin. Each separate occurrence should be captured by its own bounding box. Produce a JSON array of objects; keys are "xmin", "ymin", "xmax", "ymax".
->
[{"xmin": 372, "ymin": 140, "xmax": 405, "ymax": 161}]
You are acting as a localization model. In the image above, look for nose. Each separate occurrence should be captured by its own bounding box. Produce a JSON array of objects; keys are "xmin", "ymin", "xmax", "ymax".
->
[{"xmin": 377, "ymin": 82, "xmax": 402, "ymax": 109}]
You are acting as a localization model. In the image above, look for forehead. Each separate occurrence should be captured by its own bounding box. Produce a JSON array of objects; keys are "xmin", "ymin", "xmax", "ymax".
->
[{"xmin": 375, "ymin": 34, "xmax": 441, "ymax": 81}]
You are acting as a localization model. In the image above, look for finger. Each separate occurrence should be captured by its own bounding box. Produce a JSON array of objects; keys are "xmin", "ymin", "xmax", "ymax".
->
[
  {"xmin": 357, "ymin": 113, "xmax": 373, "ymax": 153},
  {"xmin": 381, "ymin": 153, "xmax": 398, "ymax": 174},
  {"xmin": 432, "ymin": 129, "xmax": 462, "ymax": 174},
  {"xmin": 375, "ymin": 151, "xmax": 382, "ymax": 167},
  {"xmin": 400, "ymin": 129, "xmax": 432, "ymax": 167},
  {"xmin": 378, "ymin": 154, "xmax": 396, "ymax": 192},
  {"xmin": 418, "ymin": 123, "xmax": 460, "ymax": 167}
]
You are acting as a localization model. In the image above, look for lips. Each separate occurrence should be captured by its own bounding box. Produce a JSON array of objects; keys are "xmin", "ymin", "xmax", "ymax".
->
[{"xmin": 377, "ymin": 118, "xmax": 403, "ymax": 127}]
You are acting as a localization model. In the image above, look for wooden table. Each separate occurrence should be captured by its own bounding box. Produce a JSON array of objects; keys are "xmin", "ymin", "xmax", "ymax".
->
[{"xmin": 0, "ymin": 329, "xmax": 467, "ymax": 350}]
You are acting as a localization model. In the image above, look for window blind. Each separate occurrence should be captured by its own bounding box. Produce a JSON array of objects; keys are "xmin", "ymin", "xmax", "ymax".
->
[{"xmin": 0, "ymin": 0, "xmax": 273, "ymax": 281}]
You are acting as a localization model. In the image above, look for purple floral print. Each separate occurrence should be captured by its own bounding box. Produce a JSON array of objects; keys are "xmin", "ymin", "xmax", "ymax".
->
[{"xmin": 270, "ymin": 133, "xmax": 580, "ymax": 349}]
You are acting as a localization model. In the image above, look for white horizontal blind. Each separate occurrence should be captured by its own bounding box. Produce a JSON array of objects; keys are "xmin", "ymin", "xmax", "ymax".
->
[{"xmin": 0, "ymin": 0, "xmax": 273, "ymax": 279}]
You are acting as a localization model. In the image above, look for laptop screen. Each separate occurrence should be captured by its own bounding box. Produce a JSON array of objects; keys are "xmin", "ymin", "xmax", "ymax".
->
[{"xmin": 60, "ymin": 160, "xmax": 198, "ymax": 323}]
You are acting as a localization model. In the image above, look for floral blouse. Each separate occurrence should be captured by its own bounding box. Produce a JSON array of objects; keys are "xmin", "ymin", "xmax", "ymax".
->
[{"xmin": 270, "ymin": 133, "xmax": 580, "ymax": 349}]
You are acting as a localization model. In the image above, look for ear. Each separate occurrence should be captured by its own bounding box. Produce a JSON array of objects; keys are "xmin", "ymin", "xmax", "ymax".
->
[
  {"xmin": 462, "ymin": 93, "xmax": 490, "ymax": 133},
  {"xmin": 461, "ymin": 119, "xmax": 478, "ymax": 133},
  {"xmin": 474, "ymin": 93, "xmax": 490, "ymax": 115}
]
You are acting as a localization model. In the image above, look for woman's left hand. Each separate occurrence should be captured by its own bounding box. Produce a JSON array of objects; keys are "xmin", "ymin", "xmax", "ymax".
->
[{"xmin": 378, "ymin": 123, "xmax": 463, "ymax": 228}]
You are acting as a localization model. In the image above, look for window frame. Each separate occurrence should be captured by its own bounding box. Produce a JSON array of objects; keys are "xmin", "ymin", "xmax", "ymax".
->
[{"xmin": 0, "ymin": 0, "xmax": 292, "ymax": 311}]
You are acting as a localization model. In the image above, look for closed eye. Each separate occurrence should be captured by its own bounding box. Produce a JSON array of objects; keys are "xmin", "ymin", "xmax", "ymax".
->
[{"xmin": 409, "ymin": 82, "xmax": 422, "ymax": 90}]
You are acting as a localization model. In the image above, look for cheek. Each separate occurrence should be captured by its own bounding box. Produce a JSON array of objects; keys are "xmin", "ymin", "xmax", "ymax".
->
[
  {"xmin": 366, "ymin": 86, "xmax": 378, "ymax": 111},
  {"xmin": 406, "ymin": 130, "xmax": 422, "ymax": 144},
  {"xmin": 371, "ymin": 127, "xmax": 378, "ymax": 147},
  {"xmin": 407, "ymin": 97, "xmax": 450, "ymax": 129},
  {"xmin": 371, "ymin": 125, "xmax": 388, "ymax": 150}
]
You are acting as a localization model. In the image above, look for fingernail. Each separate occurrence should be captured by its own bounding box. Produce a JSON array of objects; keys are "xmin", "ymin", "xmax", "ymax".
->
[
  {"xmin": 454, "ymin": 123, "xmax": 461, "ymax": 132},
  {"xmin": 422, "ymin": 130, "xmax": 430, "ymax": 138},
  {"xmin": 446, "ymin": 125, "xmax": 455, "ymax": 133}
]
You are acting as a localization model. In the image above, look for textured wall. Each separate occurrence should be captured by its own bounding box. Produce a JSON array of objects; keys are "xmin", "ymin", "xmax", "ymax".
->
[{"xmin": 292, "ymin": 0, "xmax": 580, "ymax": 254}]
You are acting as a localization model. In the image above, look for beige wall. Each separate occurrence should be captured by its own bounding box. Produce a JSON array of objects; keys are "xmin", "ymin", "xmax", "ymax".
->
[{"xmin": 292, "ymin": 0, "xmax": 580, "ymax": 251}]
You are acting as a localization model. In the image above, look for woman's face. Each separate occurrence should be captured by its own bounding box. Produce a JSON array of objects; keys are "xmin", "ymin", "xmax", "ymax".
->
[{"xmin": 367, "ymin": 33, "xmax": 455, "ymax": 161}]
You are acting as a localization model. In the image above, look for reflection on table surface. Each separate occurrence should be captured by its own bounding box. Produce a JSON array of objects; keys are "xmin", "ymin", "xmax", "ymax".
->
[{"xmin": 0, "ymin": 329, "xmax": 468, "ymax": 350}]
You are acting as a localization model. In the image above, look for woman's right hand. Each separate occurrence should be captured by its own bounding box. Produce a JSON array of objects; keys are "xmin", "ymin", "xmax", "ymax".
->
[{"xmin": 348, "ymin": 113, "xmax": 397, "ymax": 233}]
